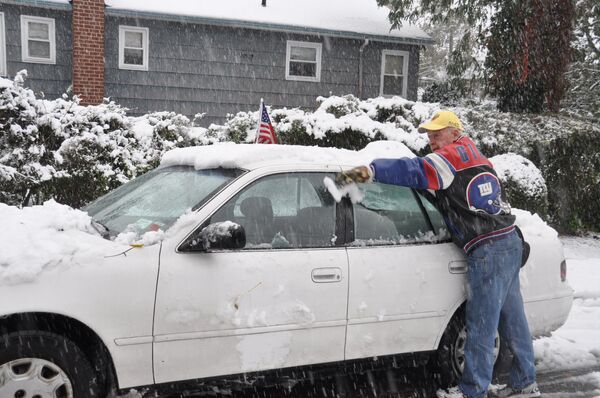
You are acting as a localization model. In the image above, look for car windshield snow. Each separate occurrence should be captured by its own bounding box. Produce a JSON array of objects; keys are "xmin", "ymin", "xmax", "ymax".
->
[{"xmin": 84, "ymin": 166, "xmax": 244, "ymax": 236}]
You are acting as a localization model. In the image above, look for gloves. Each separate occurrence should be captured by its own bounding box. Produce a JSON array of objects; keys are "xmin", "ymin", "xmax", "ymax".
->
[{"xmin": 335, "ymin": 166, "xmax": 373, "ymax": 186}]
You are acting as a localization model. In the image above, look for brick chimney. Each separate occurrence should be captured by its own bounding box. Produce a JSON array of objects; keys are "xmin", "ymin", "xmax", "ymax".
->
[{"xmin": 72, "ymin": 0, "xmax": 105, "ymax": 105}]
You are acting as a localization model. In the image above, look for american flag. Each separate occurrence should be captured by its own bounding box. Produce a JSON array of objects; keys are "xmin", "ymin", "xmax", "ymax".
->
[{"xmin": 255, "ymin": 101, "xmax": 278, "ymax": 144}]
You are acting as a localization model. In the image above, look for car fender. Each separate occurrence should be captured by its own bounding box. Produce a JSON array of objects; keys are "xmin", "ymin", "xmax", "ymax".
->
[{"xmin": 0, "ymin": 241, "xmax": 161, "ymax": 389}]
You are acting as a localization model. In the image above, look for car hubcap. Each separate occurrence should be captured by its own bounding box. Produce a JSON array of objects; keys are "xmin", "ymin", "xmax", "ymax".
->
[
  {"xmin": 453, "ymin": 327, "xmax": 500, "ymax": 375},
  {"xmin": 0, "ymin": 358, "xmax": 73, "ymax": 398}
]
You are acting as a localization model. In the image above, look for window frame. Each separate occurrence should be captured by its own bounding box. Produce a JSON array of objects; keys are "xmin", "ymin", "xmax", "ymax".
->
[
  {"xmin": 183, "ymin": 171, "xmax": 342, "ymax": 252},
  {"xmin": 379, "ymin": 49, "xmax": 409, "ymax": 98},
  {"xmin": 118, "ymin": 25, "xmax": 149, "ymax": 71},
  {"xmin": 0, "ymin": 13, "xmax": 6, "ymax": 75},
  {"xmin": 20, "ymin": 15, "xmax": 56, "ymax": 64},
  {"xmin": 285, "ymin": 40, "xmax": 322, "ymax": 82}
]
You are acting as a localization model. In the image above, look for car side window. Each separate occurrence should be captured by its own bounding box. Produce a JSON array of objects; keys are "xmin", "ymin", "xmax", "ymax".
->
[
  {"xmin": 417, "ymin": 192, "xmax": 451, "ymax": 241},
  {"xmin": 351, "ymin": 182, "xmax": 437, "ymax": 246},
  {"xmin": 210, "ymin": 172, "xmax": 336, "ymax": 249}
]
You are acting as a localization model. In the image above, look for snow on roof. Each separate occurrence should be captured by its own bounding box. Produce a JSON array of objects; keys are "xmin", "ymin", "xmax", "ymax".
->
[
  {"xmin": 104, "ymin": 0, "xmax": 432, "ymax": 44},
  {"xmin": 159, "ymin": 141, "xmax": 415, "ymax": 171}
]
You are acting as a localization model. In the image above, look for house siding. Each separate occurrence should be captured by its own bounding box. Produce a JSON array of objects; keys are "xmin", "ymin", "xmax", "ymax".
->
[
  {"xmin": 1, "ymin": 3, "xmax": 423, "ymax": 125},
  {"xmin": 0, "ymin": 3, "xmax": 72, "ymax": 98},
  {"xmin": 104, "ymin": 16, "xmax": 420, "ymax": 126}
]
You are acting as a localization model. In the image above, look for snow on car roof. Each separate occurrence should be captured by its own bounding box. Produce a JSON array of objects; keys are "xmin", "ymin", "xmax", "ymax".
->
[
  {"xmin": 159, "ymin": 141, "xmax": 415, "ymax": 171},
  {"xmin": 103, "ymin": 0, "xmax": 431, "ymax": 44}
]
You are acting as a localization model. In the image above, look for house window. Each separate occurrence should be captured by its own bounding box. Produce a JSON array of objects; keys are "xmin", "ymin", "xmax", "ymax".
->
[
  {"xmin": 119, "ymin": 26, "xmax": 149, "ymax": 71},
  {"xmin": 0, "ymin": 13, "xmax": 6, "ymax": 75},
  {"xmin": 20, "ymin": 15, "xmax": 56, "ymax": 64},
  {"xmin": 380, "ymin": 50, "xmax": 409, "ymax": 97},
  {"xmin": 285, "ymin": 41, "xmax": 322, "ymax": 82}
]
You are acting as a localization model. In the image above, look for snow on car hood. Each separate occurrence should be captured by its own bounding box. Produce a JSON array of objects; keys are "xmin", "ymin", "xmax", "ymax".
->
[
  {"xmin": 159, "ymin": 141, "xmax": 416, "ymax": 171},
  {"xmin": 0, "ymin": 200, "xmax": 131, "ymax": 285}
]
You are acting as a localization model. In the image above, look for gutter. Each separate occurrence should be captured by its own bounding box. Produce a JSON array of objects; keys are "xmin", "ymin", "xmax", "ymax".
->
[
  {"xmin": 358, "ymin": 39, "xmax": 370, "ymax": 98},
  {"xmin": 105, "ymin": 7, "xmax": 435, "ymax": 46},
  {"xmin": 0, "ymin": 0, "xmax": 71, "ymax": 10}
]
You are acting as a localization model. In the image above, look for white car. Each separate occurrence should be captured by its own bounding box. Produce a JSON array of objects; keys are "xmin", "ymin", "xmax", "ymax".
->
[{"xmin": 0, "ymin": 142, "xmax": 573, "ymax": 398}]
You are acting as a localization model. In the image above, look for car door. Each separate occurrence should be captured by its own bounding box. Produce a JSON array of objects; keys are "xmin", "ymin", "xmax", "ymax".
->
[
  {"xmin": 153, "ymin": 169, "xmax": 349, "ymax": 384},
  {"xmin": 344, "ymin": 182, "xmax": 466, "ymax": 360}
]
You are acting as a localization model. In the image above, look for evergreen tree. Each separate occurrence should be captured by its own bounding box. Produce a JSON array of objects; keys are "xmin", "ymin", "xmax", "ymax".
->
[
  {"xmin": 562, "ymin": 0, "xmax": 599, "ymax": 117},
  {"xmin": 378, "ymin": 0, "xmax": 575, "ymax": 113}
]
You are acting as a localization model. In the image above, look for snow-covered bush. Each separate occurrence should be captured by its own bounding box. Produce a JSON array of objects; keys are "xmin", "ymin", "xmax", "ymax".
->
[
  {"xmin": 1, "ymin": 71, "xmax": 597, "ymax": 233},
  {"xmin": 50, "ymin": 100, "xmax": 139, "ymax": 207},
  {"xmin": 0, "ymin": 71, "xmax": 64, "ymax": 206},
  {"xmin": 491, "ymin": 153, "xmax": 548, "ymax": 217}
]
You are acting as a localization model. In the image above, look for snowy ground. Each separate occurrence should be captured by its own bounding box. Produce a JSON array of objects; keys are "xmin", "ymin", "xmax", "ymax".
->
[{"xmin": 536, "ymin": 236, "xmax": 600, "ymax": 370}]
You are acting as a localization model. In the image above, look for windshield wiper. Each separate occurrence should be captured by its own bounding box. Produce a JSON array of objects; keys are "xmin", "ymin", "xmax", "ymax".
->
[{"xmin": 91, "ymin": 219, "xmax": 111, "ymax": 240}]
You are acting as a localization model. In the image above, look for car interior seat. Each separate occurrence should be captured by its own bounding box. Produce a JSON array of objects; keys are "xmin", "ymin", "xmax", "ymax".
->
[
  {"xmin": 295, "ymin": 206, "xmax": 335, "ymax": 247},
  {"xmin": 239, "ymin": 196, "xmax": 275, "ymax": 245},
  {"xmin": 354, "ymin": 205, "xmax": 398, "ymax": 242}
]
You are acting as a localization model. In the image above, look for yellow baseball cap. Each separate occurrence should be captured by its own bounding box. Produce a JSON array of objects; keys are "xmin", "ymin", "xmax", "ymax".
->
[{"xmin": 417, "ymin": 110, "xmax": 464, "ymax": 133}]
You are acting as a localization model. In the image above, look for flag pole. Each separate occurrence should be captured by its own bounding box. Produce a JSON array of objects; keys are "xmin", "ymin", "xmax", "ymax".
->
[{"xmin": 255, "ymin": 98, "xmax": 264, "ymax": 144}]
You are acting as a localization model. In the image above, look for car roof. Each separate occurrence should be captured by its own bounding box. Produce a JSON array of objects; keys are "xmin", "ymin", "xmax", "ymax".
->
[{"xmin": 159, "ymin": 141, "xmax": 416, "ymax": 171}]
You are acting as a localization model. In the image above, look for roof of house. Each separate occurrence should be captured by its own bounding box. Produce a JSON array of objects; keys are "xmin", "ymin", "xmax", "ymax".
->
[{"xmin": 15, "ymin": 0, "xmax": 433, "ymax": 45}]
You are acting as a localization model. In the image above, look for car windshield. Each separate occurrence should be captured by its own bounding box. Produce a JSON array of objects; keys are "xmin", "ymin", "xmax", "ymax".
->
[{"xmin": 84, "ymin": 166, "xmax": 244, "ymax": 236}]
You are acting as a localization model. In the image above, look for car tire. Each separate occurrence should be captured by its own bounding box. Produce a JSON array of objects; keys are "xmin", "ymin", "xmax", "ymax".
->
[
  {"xmin": 431, "ymin": 309, "xmax": 501, "ymax": 387},
  {"xmin": 0, "ymin": 330, "xmax": 104, "ymax": 398}
]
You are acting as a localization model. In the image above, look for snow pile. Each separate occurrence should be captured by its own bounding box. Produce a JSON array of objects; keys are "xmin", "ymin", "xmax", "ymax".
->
[
  {"xmin": 0, "ymin": 200, "xmax": 124, "ymax": 285},
  {"xmin": 513, "ymin": 209, "xmax": 558, "ymax": 239}
]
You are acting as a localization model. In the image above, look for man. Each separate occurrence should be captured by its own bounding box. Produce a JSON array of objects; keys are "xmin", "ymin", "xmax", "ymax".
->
[{"xmin": 337, "ymin": 110, "xmax": 540, "ymax": 398}]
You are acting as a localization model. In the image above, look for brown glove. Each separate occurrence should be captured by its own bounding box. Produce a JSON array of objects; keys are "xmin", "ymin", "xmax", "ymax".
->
[{"xmin": 335, "ymin": 166, "xmax": 373, "ymax": 186}]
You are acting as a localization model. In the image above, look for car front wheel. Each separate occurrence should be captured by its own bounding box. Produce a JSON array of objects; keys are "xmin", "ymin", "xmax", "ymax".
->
[{"xmin": 0, "ymin": 331, "xmax": 103, "ymax": 398}]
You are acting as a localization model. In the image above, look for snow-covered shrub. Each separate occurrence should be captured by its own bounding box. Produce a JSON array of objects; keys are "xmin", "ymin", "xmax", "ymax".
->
[
  {"xmin": 2, "ymin": 71, "xmax": 597, "ymax": 234},
  {"xmin": 50, "ymin": 101, "xmax": 139, "ymax": 208},
  {"xmin": 491, "ymin": 153, "xmax": 548, "ymax": 217},
  {"xmin": 318, "ymin": 94, "xmax": 360, "ymax": 118},
  {"xmin": 0, "ymin": 71, "xmax": 64, "ymax": 206},
  {"xmin": 196, "ymin": 96, "xmax": 429, "ymax": 153},
  {"xmin": 271, "ymin": 95, "xmax": 429, "ymax": 152},
  {"xmin": 219, "ymin": 111, "xmax": 258, "ymax": 143},
  {"xmin": 1, "ymin": 73, "xmax": 155, "ymax": 207}
]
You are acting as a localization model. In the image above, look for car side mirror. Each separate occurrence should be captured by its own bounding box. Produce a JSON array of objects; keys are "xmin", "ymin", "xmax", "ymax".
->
[{"xmin": 180, "ymin": 221, "xmax": 246, "ymax": 252}]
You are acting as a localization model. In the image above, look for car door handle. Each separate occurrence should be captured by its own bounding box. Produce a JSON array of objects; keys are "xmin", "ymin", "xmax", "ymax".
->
[
  {"xmin": 448, "ymin": 261, "xmax": 468, "ymax": 274},
  {"xmin": 311, "ymin": 267, "xmax": 342, "ymax": 283}
]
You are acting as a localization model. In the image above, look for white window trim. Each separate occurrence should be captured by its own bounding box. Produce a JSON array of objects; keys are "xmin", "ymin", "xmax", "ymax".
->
[
  {"xmin": 380, "ymin": 49, "xmax": 409, "ymax": 98},
  {"xmin": 118, "ymin": 25, "xmax": 149, "ymax": 71},
  {"xmin": 20, "ymin": 15, "xmax": 56, "ymax": 64},
  {"xmin": 285, "ymin": 40, "xmax": 322, "ymax": 82},
  {"xmin": 0, "ymin": 13, "xmax": 6, "ymax": 76}
]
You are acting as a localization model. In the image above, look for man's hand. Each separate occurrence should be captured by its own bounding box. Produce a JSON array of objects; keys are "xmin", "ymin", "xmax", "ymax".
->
[{"xmin": 335, "ymin": 166, "xmax": 373, "ymax": 186}]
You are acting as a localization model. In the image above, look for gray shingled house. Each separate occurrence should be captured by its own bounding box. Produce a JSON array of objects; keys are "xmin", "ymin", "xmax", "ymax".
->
[{"xmin": 0, "ymin": 0, "xmax": 433, "ymax": 125}]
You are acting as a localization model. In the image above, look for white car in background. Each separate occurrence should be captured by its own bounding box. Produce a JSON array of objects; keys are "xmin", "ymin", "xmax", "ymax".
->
[{"xmin": 0, "ymin": 142, "xmax": 573, "ymax": 398}]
